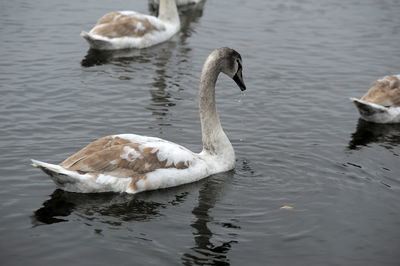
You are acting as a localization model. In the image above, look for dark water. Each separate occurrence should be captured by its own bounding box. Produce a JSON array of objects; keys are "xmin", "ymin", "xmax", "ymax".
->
[{"xmin": 1, "ymin": 0, "xmax": 400, "ymax": 265}]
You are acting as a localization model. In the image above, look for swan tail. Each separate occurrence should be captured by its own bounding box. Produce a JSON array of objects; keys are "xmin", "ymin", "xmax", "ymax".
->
[
  {"xmin": 80, "ymin": 31, "xmax": 111, "ymax": 50},
  {"xmin": 350, "ymin": 98, "xmax": 387, "ymax": 116},
  {"xmin": 31, "ymin": 159, "xmax": 86, "ymax": 187},
  {"xmin": 349, "ymin": 98, "xmax": 397, "ymax": 123}
]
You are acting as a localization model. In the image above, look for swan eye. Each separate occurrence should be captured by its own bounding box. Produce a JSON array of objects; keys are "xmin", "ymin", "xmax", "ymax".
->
[{"xmin": 236, "ymin": 59, "xmax": 242, "ymax": 72}]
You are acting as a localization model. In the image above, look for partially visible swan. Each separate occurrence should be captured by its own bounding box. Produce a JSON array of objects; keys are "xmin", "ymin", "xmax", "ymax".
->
[
  {"xmin": 351, "ymin": 75, "xmax": 400, "ymax": 123},
  {"xmin": 149, "ymin": 0, "xmax": 204, "ymax": 7},
  {"xmin": 32, "ymin": 47, "xmax": 246, "ymax": 194},
  {"xmin": 81, "ymin": 0, "xmax": 180, "ymax": 50}
]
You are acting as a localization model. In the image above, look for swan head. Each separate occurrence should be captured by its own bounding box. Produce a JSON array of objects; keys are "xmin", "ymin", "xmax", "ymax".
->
[
  {"xmin": 209, "ymin": 47, "xmax": 246, "ymax": 91},
  {"xmin": 232, "ymin": 57, "xmax": 246, "ymax": 92},
  {"xmin": 360, "ymin": 75, "xmax": 400, "ymax": 108}
]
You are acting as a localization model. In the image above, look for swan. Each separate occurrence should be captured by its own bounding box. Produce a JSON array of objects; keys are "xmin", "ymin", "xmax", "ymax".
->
[
  {"xmin": 149, "ymin": 0, "xmax": 204, "ymax": 7},
  {"xmin": 32, "ymin": 47, "xmax": 246, "ymax": 194},
  {"xmin": 351, "ymin": 75, "xmax": 400, "ymax": 123},
  {"xmin": 81, "ymin": 0, "xmax": 180, "ymax": 50}
]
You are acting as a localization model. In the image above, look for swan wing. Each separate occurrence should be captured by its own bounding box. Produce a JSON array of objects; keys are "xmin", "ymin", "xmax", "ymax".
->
[
  {"xmin": 91, "ymin": 11, "xmax": 166, "ymax": 39},
  {"xmin": 32, "ymin": 134, "xmax": 205, "ymax": 193},
  {"xmin": 61, "ymin": 134, "xmax": 193, "ymax": 173}
]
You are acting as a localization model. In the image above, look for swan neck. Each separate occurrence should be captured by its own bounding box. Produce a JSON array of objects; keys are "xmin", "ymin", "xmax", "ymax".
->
[
  {"xmin": 199, "ymin": 56, "xmax": 232, "ymax": 155},
  {"xmin": 158, "ymin": 0, "xmax": 180, "ymax": 24},
  {"xmin": 199, "ymin": 59, "xmax": 219, "ymax": 119}
]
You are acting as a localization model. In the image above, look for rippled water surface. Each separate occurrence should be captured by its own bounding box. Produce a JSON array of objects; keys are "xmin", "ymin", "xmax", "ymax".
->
[{"xmin": 1, "ymin": 0, "xmax": 400, "ymax": 265}]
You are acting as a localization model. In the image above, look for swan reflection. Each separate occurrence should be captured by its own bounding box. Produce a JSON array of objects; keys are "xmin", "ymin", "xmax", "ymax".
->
[
  {"xmin": 32, "ymin": 170, "xmax": 239, "ymax": 264},
  {"xmin": 182, "ymin": 171, "xmax": 238, "ymax": 266},
  {"xmin": 32, "ymin": 188, "xmax": 188, "ymax": 226},
  {"xmin": 348, "ymin": 119, "xmax": 400, "ymax": 150},
  {"xmin": 81, "ymin": 44, "xmax": 163, "ymax": 68}
]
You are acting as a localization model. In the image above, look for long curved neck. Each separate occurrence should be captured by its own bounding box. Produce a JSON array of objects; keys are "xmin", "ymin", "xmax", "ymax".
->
[
  {"xmin": 158, "ymin": 0, "xmax": 180, "ymax": 24},
  {"xmin": 199, "ymin": 56, "xmax": 233, "ymax": 156}
]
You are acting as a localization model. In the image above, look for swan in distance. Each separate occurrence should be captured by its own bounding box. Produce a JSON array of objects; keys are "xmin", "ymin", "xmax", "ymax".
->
[
  {"xmin": 81, "ymin": 0, "xmax": 180, "ymax": 50},
  {"xmin": 32, "ymin": 47, "xmax": 246, "ymax": 194},
  {"xmin": 149, "ymin": 0, "xmax": 204, "ymax": 7}
]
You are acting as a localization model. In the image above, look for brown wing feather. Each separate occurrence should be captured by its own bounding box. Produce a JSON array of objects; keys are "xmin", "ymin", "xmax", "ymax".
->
[
  {"xmin": 92, "ymin": 12, "xmax": 163, "ymax": 38},
  {"xmin": 362, "ymin": 76, "xmax": 400, "ymax": 107},
  {"xmin": 60, "ymin": 136, "xmax": 128, "ymax": 168},
  {"xmin": 95, "ymin": 12, "xmax": 121, "ymax": 26},
  {"xmin": 59, "ymin": 136, "xmax": 188, "ymax": 179}
]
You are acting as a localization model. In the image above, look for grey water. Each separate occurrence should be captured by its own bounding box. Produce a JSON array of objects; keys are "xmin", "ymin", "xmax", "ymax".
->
[{"xmin": 1, "ymin": 0, "xmax": 399, "ymax": 265}]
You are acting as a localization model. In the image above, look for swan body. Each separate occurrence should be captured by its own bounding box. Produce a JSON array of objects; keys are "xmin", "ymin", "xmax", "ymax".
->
[
  {"xmin": 351, "ymin": 75, "xmax": 400, "ymax": 123},
  {"xmin": 32, "ymin": 47, "xmax": 246, "ymax": 194},
  {"xmin": 81, "ymin": 0, "xmax": 180, "ymax": 50}
]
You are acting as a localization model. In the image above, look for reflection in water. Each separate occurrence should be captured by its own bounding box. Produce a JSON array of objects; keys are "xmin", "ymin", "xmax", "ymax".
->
[
  {"xmin": 81, "ymin": 46, "xmax": 154, "ymax": 68},
  {"xmin": 146, "ymin": 5, "xmax": 205, "ymax": 132},
  {"xmin": 182, "ymin": 171, "xmax": 238, "ymax": 266},
  {"xmin": 348, "ymin": 119, "xmax": 400, "ymax": 150},
  {"xmin": 177, "ymin": 2, "xmax": 205, "ymax": 44},
  {"xmin": 32, "ymin": 189, "xmax": 188, "ymax": 227},
  {"xmin": 81, "ymin": 49, "xmax": 114, "ymax": 67},
  {"xmin": 33, "ymin": 170, "xmax": 238, "ymax": 264},
  {"xmin": 146, "ymin": 42, "xmax": 176, "ymax": 131}
]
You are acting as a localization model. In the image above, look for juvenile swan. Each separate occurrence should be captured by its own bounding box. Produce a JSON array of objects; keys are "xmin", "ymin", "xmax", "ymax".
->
[
  {"xmin": 149, "ymin": 0, "xmax": 203, "ymax": 7},
  {"xmin": 81, "ymin": 0, "xmax": 180, "ymax": 50},
  {"xmin": 32, "ymin": 47, "xmax": 246, "ymax": 194},
  {"xmin": 351, "ymin": 75, "xmax": 400, "ymax": 123}
]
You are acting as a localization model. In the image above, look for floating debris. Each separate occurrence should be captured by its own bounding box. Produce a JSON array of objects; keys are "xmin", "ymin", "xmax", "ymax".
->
[
  {"xmin": 380, "ymin": 181, "xmax": 391, "ymax": 188},
  {"xmin": 280, "ymin": 205, "xmax": 294, "ymax": 210}
]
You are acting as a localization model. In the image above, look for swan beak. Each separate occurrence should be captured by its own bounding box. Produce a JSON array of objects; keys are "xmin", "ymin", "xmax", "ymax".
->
[{"xmin": 233, "ymin": 71, "xmax": 246, "ymax": 91}]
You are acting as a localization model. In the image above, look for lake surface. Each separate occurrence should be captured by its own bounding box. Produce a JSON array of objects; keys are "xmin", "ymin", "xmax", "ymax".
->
[{"xmin": 1, "ymin": 0, "xmax": 399, "ymax": 265}]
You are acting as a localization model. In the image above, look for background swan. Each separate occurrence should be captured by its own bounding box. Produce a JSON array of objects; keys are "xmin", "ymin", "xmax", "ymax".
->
[
  {"xmin": 149, "ymin": 0, "xmax": 204, "ymax": 7},
  {"xmin": 81, "ymin": 0, "xmax": 180, "ymax": 50},
  {"xmin": 351, "ymin": 75, "xmax": 400, "ymax": 123},
  {"xmin": 148, "ymin": 0, "xmax": 205, "ymax": 16},
  {"xmin": 32, "ymin": 47, "xmax": 246, "ymax": 194}
]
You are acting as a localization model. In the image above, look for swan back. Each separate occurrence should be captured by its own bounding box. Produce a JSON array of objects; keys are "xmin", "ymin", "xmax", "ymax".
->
[
  {"xmin": 351, "ymin": 75, "xmax": 400, "ymax": 123},
  {"xmin": 361, "ymin": 75, "xmax": 400, "ymax": 107},
  {"xmin": 91, "ymin": 11, "xmax": 166, "ymax": 39}
]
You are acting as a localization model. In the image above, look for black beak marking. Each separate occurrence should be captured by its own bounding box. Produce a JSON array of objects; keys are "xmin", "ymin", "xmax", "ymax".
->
[{"xmin": 233, "ymin": 71, "xmax": 246, "ymax": 91}]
